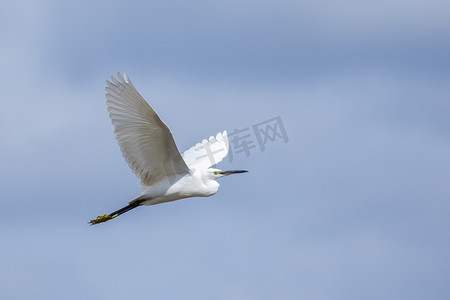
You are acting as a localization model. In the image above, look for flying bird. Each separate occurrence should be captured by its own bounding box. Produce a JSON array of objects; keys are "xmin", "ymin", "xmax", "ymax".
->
[{"xmin": 90, "ymin": 73, "xmax": 248, "ymax": 225}]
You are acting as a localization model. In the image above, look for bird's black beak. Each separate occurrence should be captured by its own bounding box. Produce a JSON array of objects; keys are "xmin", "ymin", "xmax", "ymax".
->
[{"xmin": 220, "ymin": 170, "xmax": 248, "ymax": 176}]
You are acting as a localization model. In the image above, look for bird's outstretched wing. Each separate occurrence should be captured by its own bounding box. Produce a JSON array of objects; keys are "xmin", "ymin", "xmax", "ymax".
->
[
  {"xmin": 106, "ymin": 72, "xmax": 190, "ymax": 185},
  {"xmin": 181, "ymin": 131, "xmax": 229, "ymax": 170}
]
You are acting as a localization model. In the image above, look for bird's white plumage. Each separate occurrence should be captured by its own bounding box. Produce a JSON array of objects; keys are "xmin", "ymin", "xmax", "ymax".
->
[
  {"xmin": 181, "ymin": 131, "xmax": 229, "ymax": 170},
  {"xmin": 105, "ymin": 73, "xmax": 190, "ymax": 186},
  {"xmin": 89, "ymin": 72, "xmax": 247, "ymax": 224}
]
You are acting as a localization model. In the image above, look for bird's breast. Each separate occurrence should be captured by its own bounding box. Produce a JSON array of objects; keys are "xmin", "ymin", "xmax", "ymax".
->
[{"xmin": 139, "ymin": 173, "xmax": 219, "ymax": 205}]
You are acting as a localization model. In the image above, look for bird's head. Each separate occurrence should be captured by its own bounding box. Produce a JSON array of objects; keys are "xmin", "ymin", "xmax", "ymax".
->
[{"xmin": 208, "ymin": 168, "xmax": 248, "ymax": 179}]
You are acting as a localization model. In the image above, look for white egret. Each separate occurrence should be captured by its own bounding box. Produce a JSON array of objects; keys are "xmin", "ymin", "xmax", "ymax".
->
[{"xmin": 90, "ymin": 73, "xmax": 248, "ymax": 225}]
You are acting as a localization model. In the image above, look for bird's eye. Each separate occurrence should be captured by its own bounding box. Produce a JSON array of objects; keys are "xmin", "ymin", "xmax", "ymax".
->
[{"xmin": 214, "ymin": 171, "xmax": 221, "ymax": 175}]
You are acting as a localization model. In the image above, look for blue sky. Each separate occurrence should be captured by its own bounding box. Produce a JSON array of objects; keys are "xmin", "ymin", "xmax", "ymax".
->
[{"xmin": 1, "ymin": 0, "xmax": 449, "ymax": 299}]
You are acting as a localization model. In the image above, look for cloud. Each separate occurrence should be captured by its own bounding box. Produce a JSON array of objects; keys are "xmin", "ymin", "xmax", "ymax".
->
[
  {"xmin": 9, "ymin": 0, "xmax": 445, "ymax": 82},
  {"xmin": 1, "ymin": 1, "xmax": 450, "ymax": 299}
]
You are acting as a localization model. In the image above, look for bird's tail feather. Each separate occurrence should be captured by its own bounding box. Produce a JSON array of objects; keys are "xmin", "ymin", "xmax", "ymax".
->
[{"xmin": 89, "ymin": 199, "xmax": 145, "ymax": 225}]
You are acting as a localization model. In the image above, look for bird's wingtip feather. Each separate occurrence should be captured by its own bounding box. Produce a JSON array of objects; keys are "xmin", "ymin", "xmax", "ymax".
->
[{"xmin": 116, "ymin": 72, "xmax": 125, "ymax": 83}]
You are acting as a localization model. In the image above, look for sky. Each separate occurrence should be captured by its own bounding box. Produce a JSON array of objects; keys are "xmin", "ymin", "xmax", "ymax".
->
[{"xmin": 1, "ymin": 0, "xmax": 450, "ymax": 299}]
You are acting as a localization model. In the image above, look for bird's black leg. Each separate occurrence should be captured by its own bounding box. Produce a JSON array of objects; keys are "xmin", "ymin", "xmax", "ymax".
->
[{"xmin": 89, "ymin": 199, "xmax": 146, "ymax": 225}]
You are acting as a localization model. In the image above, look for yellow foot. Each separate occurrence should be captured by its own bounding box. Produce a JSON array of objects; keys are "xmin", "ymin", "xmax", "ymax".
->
[{"xmin": 89, "ymin": 214, "xmax": 116, "ymax": 225}]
